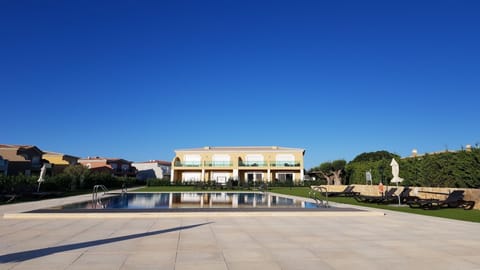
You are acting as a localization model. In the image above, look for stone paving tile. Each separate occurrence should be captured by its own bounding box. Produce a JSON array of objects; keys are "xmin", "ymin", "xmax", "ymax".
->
[
  {"xmin": 121, "ymin": 251, "xmax": 176, "ymax": 270},
  {"xmin": 226, "ymin": 261, "xmax": 282, "ymax": 270},
  {"xmin": 222, "ymin": 248, "xmax": 274, "ymax": 262},
  {"xmin": 460, "ymin": 256, "xmax": 480, "ymax": 266},
  {"xmin": 323, "ymin": 256, "xmax": 391, "ymax": 270},
  {"xmin": 175, "ymin": 262, "xmax": 228, "ymax": 270},
  {"xmin": 8, "ymin": 252, "xmax": 82, "ymax": 270},
  {"xmin": 177, "ymin": 240, "xmax": 218, "ymax": 251},
  {"xmin": 2, "ymin": 193, "xmax": 480, "ymax": 270},
  {"xmin": 269, "ymin": 248, "xmax": 318, "ymax": 261},
  {"xmin": 121, "ymin": 264, "xmax": 173, "ymax": 270},
  {"xmin": 0, "ymin": 263, "xmax": 16, "ymax": 270},
  {"xmin": 65, "ymin": 252, "xmax": 128, "ymax": 270},
  {"xmin": 175, "ymin": 250, "xmax": 224, "ymax": 264},
  {"xmin": 277, "ymin": 259, "xmax": 335, "ymax": 270},
  {"xmin": 136, "ymin": 237, "xmax": 179, "ymax": 250}
]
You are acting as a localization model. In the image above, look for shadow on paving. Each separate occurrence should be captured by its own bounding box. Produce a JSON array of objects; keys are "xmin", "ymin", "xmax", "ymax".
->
[{"xmin": 0, "ymin": 222, "xmax": 212, "ymax": 263}]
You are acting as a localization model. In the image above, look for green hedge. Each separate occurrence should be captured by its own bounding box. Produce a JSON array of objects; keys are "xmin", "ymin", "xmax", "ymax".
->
[
  {"xmin": 346, "ymin": 148, "xmax": 480, "ymax": 188},
  {"xmin": 0, "ymin": 173, "xmax": 140, "ymax": 194},
  {"xmin": 0, "ymin": 174, "xmax": 37, "ymax": 194}
]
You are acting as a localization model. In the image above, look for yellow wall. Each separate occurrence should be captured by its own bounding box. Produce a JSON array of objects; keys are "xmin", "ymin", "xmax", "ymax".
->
[
  {"xmin": 43, "ymin": 154, "xmax": 77, "ymax": 165},
  {"xmin": 173, "ymin": 149, "xmax": 304, "ymax": 169},
  {"xmin": 172, "ymin": 147, "xmax": 305, "ymax": 182}
]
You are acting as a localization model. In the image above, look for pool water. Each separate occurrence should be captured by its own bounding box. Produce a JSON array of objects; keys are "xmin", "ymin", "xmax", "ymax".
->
[{"xmin": 50, "ymin": 192, "xmax": 320, "ymax": 210}]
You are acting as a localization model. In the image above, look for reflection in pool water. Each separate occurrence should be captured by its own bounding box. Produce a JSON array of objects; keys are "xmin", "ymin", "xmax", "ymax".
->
[{"xmin": 55, "ymin": 192, "xmax": 319, "ymax": 210}]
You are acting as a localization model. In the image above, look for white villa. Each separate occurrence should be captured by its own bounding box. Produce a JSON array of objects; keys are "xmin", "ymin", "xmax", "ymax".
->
[{"xmin": 171, "ymin": 146, "xmax": 305, "ymax": 184}]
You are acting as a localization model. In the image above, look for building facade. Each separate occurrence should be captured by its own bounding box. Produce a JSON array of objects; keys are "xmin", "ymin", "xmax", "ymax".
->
[
  {"xmin": 171, "ymin": 146, "xmax": 305, "ymax": 184},
  {"xmin": 0, "ymin": 144, "xmax": 44, "ymax": 176},
  {"xmin": 78, "ymin": 157, "xmax": 137, "ymax": 177},
  {"xmin": 43, "ymin": 152, "xmax": 79, "ymax": 175},
  {"xmin": 0, "ymin": 155, "xmax": 8, "ymax": 175},
  {"xmin": 132, "ymin": 160, "xmax": 171, "ymax": 181}
]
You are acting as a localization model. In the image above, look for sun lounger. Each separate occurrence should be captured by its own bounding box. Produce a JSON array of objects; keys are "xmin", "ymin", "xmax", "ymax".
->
[
  {"xmin": 323, "ymin": 186, "xmax": 359, "ymax": 197},
  {"xmin": 354, "ymin": 188, "xmax": 398, "ymax": 203},
  {"xmin": 378, "ymin": 187, "xmax": 420, "ymax": 204},
  {"xmin": 407, "ymin": 190, "xmax": 475, "ymax": 210}
]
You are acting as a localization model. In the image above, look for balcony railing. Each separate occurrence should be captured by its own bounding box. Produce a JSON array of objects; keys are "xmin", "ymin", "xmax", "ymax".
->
[
  {"xmin": 270, "ymin": 161, "xmax": 301, "ymax": 167},
  {"xmin": 174, "ymin": 162, "xmax": 202, "ymax": 167},
  {"xmin": 173, "ymin": 161, "xmax": 301, "ymax": 168},
  {"xmin": 239, "ymin": 161, "xmax": 268, "ymax": 167},
  {"xmin": 205, "ymin": 161, "xmax": 232, "ymax": 167}
]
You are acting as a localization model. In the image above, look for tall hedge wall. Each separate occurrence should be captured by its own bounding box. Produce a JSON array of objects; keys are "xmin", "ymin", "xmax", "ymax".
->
[{"xmin": 345, "ymin": 148, "xmax": 480, "ymax": 188}]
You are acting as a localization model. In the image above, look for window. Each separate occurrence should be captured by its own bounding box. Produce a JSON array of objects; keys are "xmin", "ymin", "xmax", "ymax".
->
[
  {"xmin": 276, "ymin": 173, "xmax": 293, "ymax": 183},
  {"xmin": 275, "ymin": 154, "xmax": 295, "ymax": 166},
  {"xmin": 212, "ymin": 154, "xmax": 230, "ymax": 166},
  {"xmin": 185, "ymin": 155, "xmax": 201, "ymax": 166},
  {"xmin": 245, "ymin": 154, "xmax": 264, "ymax": 166},
  {"xmin": 212, "ymin": 172, "xmax": 230, "ymax": 184},
  {"xmin": 182, "ymin": 172, "xmax": 201, "ymax": 182},
  {"xmin": 31, "ymin": 156, "xmax": 40, "ymax": 165},
  {"xmin": 246, "ymin": 173, "xmax": 263, "ymax": 182}
]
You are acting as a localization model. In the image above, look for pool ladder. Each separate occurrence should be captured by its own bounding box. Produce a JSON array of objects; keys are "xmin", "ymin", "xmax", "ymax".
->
[
  {"xmin": 92, "ymin": 185, "xmax": 108, "ymax": 208},
  {"xmin": 309, "ymin": 187, "xmax": 329, "ymax": 208}
]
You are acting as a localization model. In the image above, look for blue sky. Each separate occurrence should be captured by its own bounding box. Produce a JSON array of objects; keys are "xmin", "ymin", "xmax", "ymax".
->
[{"xmin": 1, "ymin": 0, "xmax": 479, "ymax": 169}]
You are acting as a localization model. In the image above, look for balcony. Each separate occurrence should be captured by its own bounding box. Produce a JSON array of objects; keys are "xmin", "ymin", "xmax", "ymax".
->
[
  {"xmin": 174, "ymin": 162, "xmax": 202, "ymax": 167},
  {"xmin": 270, "ymin": 161, "xmax": 301, "ymax": 167},
  {"xmin": 239, "ymin": 161, "xmax": 268, "ymax": 167},
  {"xmin": 205, "ymin": 161, "xmax": 232, "ymax": 167}
]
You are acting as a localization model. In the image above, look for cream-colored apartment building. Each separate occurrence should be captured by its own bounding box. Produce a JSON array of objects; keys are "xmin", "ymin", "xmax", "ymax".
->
[{"xmin": 171, "ymin": 146, "xmax": 305, "ymax": 184}]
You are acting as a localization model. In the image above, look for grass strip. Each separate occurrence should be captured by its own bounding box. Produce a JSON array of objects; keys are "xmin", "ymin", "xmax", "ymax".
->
[{"xmin": 270, "ymin": 187, "xmax": 480, "ymax": 223}]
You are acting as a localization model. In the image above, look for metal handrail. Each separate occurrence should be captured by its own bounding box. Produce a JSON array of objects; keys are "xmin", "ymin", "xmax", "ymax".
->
[
  {"xmin": 92, "ymin": 185, "xmax": 108, "ymax": 208},
  {"xmin": 309, "ymin": 187, "xmax": 329, "ymax": 208}
]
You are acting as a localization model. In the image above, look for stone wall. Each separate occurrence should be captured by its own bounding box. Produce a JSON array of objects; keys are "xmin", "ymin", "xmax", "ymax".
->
[{"xmin": 312, "ymin": 184, "xmax": 480, "ymax": 210}]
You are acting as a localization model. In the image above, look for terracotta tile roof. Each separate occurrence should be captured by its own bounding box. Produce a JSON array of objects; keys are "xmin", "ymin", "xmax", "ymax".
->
[
  {"xmin": 79, "ymin": 157, "xmax": 132, "ymax": 164},
  {"xmin": 0, "ymin": 144, "xmax": 44, "ymax": 156},
  {"xmin": 0, "ymin": 148, "xmax": 29, "ymax": 162},
  {"xmin": 0, "ymin": 144, "xmax": 38, "ymax": 150},
  {"xmin": 87, "ymin": 163, "xmax": 113, "ymax": 170}
]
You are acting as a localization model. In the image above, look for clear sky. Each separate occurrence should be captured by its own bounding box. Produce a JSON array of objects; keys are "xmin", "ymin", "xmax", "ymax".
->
[{"xmin": 1, "ymin": 0, "xmax": 479, "ymax": 169}]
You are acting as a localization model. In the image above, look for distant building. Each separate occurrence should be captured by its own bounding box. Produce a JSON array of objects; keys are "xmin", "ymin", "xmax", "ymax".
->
[
  {"xmin": 0, "ymin": 155, "xmax": 8, "ymax": 176},
  {"xmin": 43, "ymin": 151, "xmax": 79, "ymax": 175},
  {"xmin": 78, "ymin": 157, "xmax": 136, "ymax": 177},
  {"xmin": 171, "ymin": 146, "xmax": 305, "ymax": 184},
  {"xmin": 132, "ymin": 160, "xmax": 171, "ymax": 181},
  {"xmin": 408, "ymin": 144, "xmax": 477, "ymax": 158},
  {"xmin": 0, "ymin": 144, "xmax": 44, "ymax": 176}
]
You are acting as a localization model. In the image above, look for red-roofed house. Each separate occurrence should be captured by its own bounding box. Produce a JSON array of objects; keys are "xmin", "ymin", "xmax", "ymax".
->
[{"xmin": 78, "ymin": 157, "xmax": 137, "ymax": 177}]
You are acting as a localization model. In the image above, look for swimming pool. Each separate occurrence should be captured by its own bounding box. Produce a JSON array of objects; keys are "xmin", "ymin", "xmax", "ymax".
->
[{"xmin": 41, "ymin": 192, "xmax": 322, "ymax": 211}]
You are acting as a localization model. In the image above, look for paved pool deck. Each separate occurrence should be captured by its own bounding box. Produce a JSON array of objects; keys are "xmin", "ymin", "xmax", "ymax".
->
[{"xmin": 1, "ymin": 192, "xmax": 479, "ymax": 270}]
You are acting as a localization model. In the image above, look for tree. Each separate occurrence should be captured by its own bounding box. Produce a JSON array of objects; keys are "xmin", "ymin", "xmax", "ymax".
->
[
  {"xmin": 63, "ymin": 164, "xmax": 90, "ymax": 190},
  {"xmin": 310, "ymin": 160, "xmax": 346, "ymax": 185},
  {"xmin": 351, "ymin": 151, "xmax": 400, "ymax": 163}
]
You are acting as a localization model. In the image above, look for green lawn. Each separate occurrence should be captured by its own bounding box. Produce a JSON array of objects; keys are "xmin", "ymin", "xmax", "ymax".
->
[
  {"xmin": 135, "ymin": 186, "xmax": 198, "ymax": 192},
  {"xmin": 270, "ymin": 187, "xmax": 480, "ymax": 223},
  {"xmin": 137, "ymin": 186, "xmax": 480, "ymax": 223}
]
